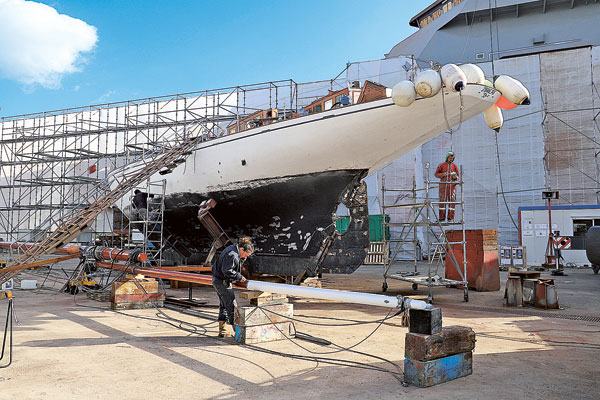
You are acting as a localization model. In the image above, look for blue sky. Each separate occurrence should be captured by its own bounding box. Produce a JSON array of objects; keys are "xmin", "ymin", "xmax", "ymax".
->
[{"xmin": 0, "ymin": 1, "xmax": 431, "ymax": 117}]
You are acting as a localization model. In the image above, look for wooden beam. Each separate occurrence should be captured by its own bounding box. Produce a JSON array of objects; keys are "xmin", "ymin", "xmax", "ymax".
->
[
  {"xmin": 0, "ymin": 253, "xmax": 81, "ymax": 274},
  {"xmin": 405, "ymin": 326, "xmax": 476, "ymax": 361}
]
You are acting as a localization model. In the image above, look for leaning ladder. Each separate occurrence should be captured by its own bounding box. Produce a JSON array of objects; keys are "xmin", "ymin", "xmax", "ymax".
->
[{"xmin": 0, "ymin": 125, "xmax": 204, "ymax": 285}]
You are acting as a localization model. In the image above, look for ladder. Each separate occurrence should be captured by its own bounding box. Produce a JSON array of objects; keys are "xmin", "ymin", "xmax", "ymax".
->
[
  {"xmin": 0, "ymin": 125, "xmax": 204, "ymax": 285},
  {"xmin": 381, "ymin": 163, "xmax": 468, "ymax": 303},
  {"xmin": 128, "ymin": 180, "xmax": 167, "ymax": 267}
]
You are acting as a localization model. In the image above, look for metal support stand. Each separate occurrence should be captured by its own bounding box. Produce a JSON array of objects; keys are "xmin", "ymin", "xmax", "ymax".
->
[
  {"xmin": 381, "ymin": 164, "xmax": 468, "ymax": 303},
  {"xmin": 0, "ymin": 298, "xmax": 14, "ymax": 369}
]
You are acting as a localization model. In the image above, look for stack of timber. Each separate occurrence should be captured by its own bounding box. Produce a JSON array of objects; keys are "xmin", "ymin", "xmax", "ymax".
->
[
  {"xmin": 110, "ymin": 276, "xmax": 165, "ymax": 310},
  {"xmin": 404, "ymin": 308, "xmax": 475, "ymax": 388},
  {"xmin": 235, "ymin": 291, "xmax": 294, "ymax": 344},
  {"xmin": 299, "ymin": 277, "xmax": 322, "ymax": 288}
]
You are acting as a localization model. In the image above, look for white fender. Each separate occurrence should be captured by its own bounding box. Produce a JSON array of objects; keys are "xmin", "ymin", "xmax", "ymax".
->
[
  {"xmin": 460, "ymin": 63, "xmax": 485, "ymax": 84},
  {"xmin": 494, "ymin": 75, "xmax": 530, "ymax": 105},
  {"xmin": 414, "ymin": 69, "xmax": 442, "ymax": 98},
  {"xmin": 441, "ymin": 63, "xmax": 467, "ymax": 92},
  {"xmin": 391, "ymin": 80, "xmax": 417, "ymax": 107},
  {"xmin": 483, "ymin": 105, "xmax": 503, "ymax": 132}
]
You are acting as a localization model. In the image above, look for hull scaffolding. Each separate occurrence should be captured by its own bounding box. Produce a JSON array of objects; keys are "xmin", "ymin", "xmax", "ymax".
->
[{"xmin": 381, "ymin": 163, "xmax": 468, "ymax": 303}]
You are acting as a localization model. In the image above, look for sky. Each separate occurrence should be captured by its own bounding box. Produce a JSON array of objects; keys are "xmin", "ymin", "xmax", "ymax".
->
[{"xmin": 0, "ymin": 0, "xmax": 432, "ymax": 117}]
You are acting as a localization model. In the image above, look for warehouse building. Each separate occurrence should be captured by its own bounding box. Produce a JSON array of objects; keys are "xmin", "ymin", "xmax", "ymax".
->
[{"xmin": 347, "ymin": 0, "xmax": 600, "ymax": 264}]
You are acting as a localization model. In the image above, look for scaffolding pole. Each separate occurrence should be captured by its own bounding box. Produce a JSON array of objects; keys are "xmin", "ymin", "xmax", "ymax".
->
[{"xmin": 381, "ymin": 164, "xmax": 468, "ymax": 303}]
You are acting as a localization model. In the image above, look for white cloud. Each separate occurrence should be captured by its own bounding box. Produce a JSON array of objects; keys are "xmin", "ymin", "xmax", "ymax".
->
[
  {"xmin": 94, "ymin": 90, "xmax": 116, "ymax": 103},
  {"xmin": 0, "ymin": 0, "xmax": 98, "ymax": 89}
]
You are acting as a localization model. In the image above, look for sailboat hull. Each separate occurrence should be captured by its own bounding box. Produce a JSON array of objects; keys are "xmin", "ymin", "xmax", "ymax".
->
[{"xmin": 158, "ymin": 85, "xmax": 499, "ymax": 275}]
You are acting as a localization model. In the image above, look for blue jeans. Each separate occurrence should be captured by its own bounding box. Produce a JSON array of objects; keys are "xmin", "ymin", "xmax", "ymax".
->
[{"xmin": 212, "ymin": 277, "xmax": 237, "ymax": 324}]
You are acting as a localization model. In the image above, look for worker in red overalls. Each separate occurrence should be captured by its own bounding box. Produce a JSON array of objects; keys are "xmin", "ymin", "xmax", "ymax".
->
[{"xmin": 434, "ymin": 151, "xmax": 460, "ymax": 221}]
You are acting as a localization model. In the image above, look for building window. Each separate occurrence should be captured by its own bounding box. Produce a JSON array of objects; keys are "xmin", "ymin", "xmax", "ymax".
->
[
  {"xmin": 573, "ymin": 219, "xmax": 597, "ymax": 236},
  {"xmin": 313, "ymin": 104, "xmax": 322, "ymax": 113}
]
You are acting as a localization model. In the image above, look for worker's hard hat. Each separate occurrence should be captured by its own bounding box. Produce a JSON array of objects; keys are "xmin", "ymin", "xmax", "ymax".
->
[{"xmin": 446, "ymin": 151, "xmax": 455, "ymax": 160}]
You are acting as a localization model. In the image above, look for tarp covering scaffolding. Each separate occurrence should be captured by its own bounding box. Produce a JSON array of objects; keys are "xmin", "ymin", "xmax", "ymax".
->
[{"xmin": 347, "ymin": 47, "xmax": 600, "ymax": 254}]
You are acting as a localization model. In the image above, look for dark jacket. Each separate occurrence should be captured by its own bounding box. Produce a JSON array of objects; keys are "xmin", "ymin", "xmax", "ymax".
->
[
  {"xmin": 132, "ymin": 191, "xmax": 152, "ymax": 209},
  {"xmin": 213, "ymin": 244, "xmax": 243, "ymax": 282}
]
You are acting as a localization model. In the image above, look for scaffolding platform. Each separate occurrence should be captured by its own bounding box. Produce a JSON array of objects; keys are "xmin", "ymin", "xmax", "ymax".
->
[{"xmin": 381, "ymin": 163, "xmax": 468, "ymax": 303}]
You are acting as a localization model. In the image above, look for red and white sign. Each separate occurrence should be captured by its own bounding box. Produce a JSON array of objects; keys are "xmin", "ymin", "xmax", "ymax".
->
[{"xmin": 553, "ymin": 237, "xmax": 571, "ymax": 249}]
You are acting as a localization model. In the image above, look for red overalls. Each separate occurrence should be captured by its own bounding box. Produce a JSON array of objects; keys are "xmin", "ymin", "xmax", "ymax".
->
[{"xmin": 434, "ymin": 162, "xmax": 459, "ymax": 221}]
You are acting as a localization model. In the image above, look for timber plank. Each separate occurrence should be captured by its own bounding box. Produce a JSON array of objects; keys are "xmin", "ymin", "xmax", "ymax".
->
[
  {"xmin": 112, "ymin": 279, "xmax": 158, "ymax": 296},
  {"xmin": 404, "ymin": 351, "xmax": 473, "ymax": 387},
  {"xmin": 236, "ymin": 304, "xmax": 293, "ymax": 326},
  {"xmin": 250, "ymin": 293, "xmax": 288, "ymax": 306},
  {"xmin": 405, "ymin": 326, "xmax": 476, "ymax": 361},
  {"xmin": 234, "ymin": 322, "xmax": 293, "ymax": 344},
  {"xmin": 240, "ymin": 291, "xmax": 263, "ymax": 300}
]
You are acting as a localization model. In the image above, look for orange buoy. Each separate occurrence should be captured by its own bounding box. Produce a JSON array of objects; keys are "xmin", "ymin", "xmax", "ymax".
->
[{"xmin": 495, "ymin": 95, "xmax": 518, "ymax": 110}]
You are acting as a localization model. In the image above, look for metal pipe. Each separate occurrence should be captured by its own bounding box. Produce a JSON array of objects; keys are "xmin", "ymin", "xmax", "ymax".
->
[
  {"xmin": 94, "ymin": 262, "xmax": 431, "ymax": 310},
  {"xmin": 95, "ymin": 262, "xmax": 214, "ymax": 285},
  {"xmin": 247, "ymin": 280, "xmax": 402, "ymax": 308},
  {"xmin": 0, "ymin": 242, "xmax": 146, "ymax": 262}
]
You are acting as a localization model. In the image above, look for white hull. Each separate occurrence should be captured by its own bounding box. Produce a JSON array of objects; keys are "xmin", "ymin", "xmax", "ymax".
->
[{"xmin": 165, "ymin": 84, "xmax": 499, "ymax": 194}]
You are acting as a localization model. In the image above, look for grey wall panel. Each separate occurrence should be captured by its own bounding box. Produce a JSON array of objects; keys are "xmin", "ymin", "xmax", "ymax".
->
[
  {"xmin": 396, "ymin": 1, "xmax": 600, "ymax": 65},
  {"xmin": 540, "ymin": 47, "xmax": 599, "ymax": 205}
]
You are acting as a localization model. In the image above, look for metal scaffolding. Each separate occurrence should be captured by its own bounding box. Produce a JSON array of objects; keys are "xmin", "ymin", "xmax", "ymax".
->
[
  {"xmin": 0, "ymin": 77, "xmax": 347, "ymax": 268},
  {"xmin": 381, "ymin": 163, "xmax": 468, "ymax": 303}
]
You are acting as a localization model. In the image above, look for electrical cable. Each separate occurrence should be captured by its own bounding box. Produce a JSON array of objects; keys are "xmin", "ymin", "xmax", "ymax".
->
[
  {"xmin": 70, "ymin": 282, "xmax": 216, "ymax": 336},
  {"xmin": 251, "ymin": 305, "xmax": 404, "ymax": 380},
  {"xmin": 488, "ymin": 0, "xmax": 496, "ymax": 77},
  {"xmin": 459, "ymin": 0, "xmax": 479, "ymax": 62},
  {"xmin": 241, "ymin": 344, "xmax": 405, "ymax": 384},
  {"xmin": 477, "ymin": 332, "xmax": 600, "ymax": 351},
  {"xmin": 253, "ymin": 306, "xmax": 397, "ymax": 355},
  {"xmin": 240, "ymin": 307, "xmax": 404, "ymax": 381},
  {"xmin": 494, "ymin": 131, "xmax": 519, "ymax": 231},
  {"xmin": 67, "ymin": 275, "xmax": 406, "ymax": 384},
  {"xmin": 260, "ymin": 307, "xmax": 402, "ymax": 327}
]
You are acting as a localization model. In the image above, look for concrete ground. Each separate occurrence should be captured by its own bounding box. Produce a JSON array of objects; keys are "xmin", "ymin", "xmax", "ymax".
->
[{"xmin": 0, "ymin": 262, "xmax": 599, "ymax": 399}]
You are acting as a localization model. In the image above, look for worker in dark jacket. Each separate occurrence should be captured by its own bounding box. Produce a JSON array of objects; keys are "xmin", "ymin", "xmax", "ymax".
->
[
  {"xmin": 213, "ymin": 237, "xmax": 254, "ymax": 337},
  {"xmin": 132, "ymin": 189, "xmax": 154, "ymax": 220}
]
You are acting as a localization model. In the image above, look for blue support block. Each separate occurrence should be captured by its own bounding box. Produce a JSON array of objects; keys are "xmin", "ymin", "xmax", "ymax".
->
[{"xmin": 404, "ymin": 351, "xmax": 472, "ymax": 387}]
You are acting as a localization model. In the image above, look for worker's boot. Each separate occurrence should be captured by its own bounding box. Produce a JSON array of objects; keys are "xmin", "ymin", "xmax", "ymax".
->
[{"xmin": 218, "ymin": 321, "xmax": 229, "ymax": 338}]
